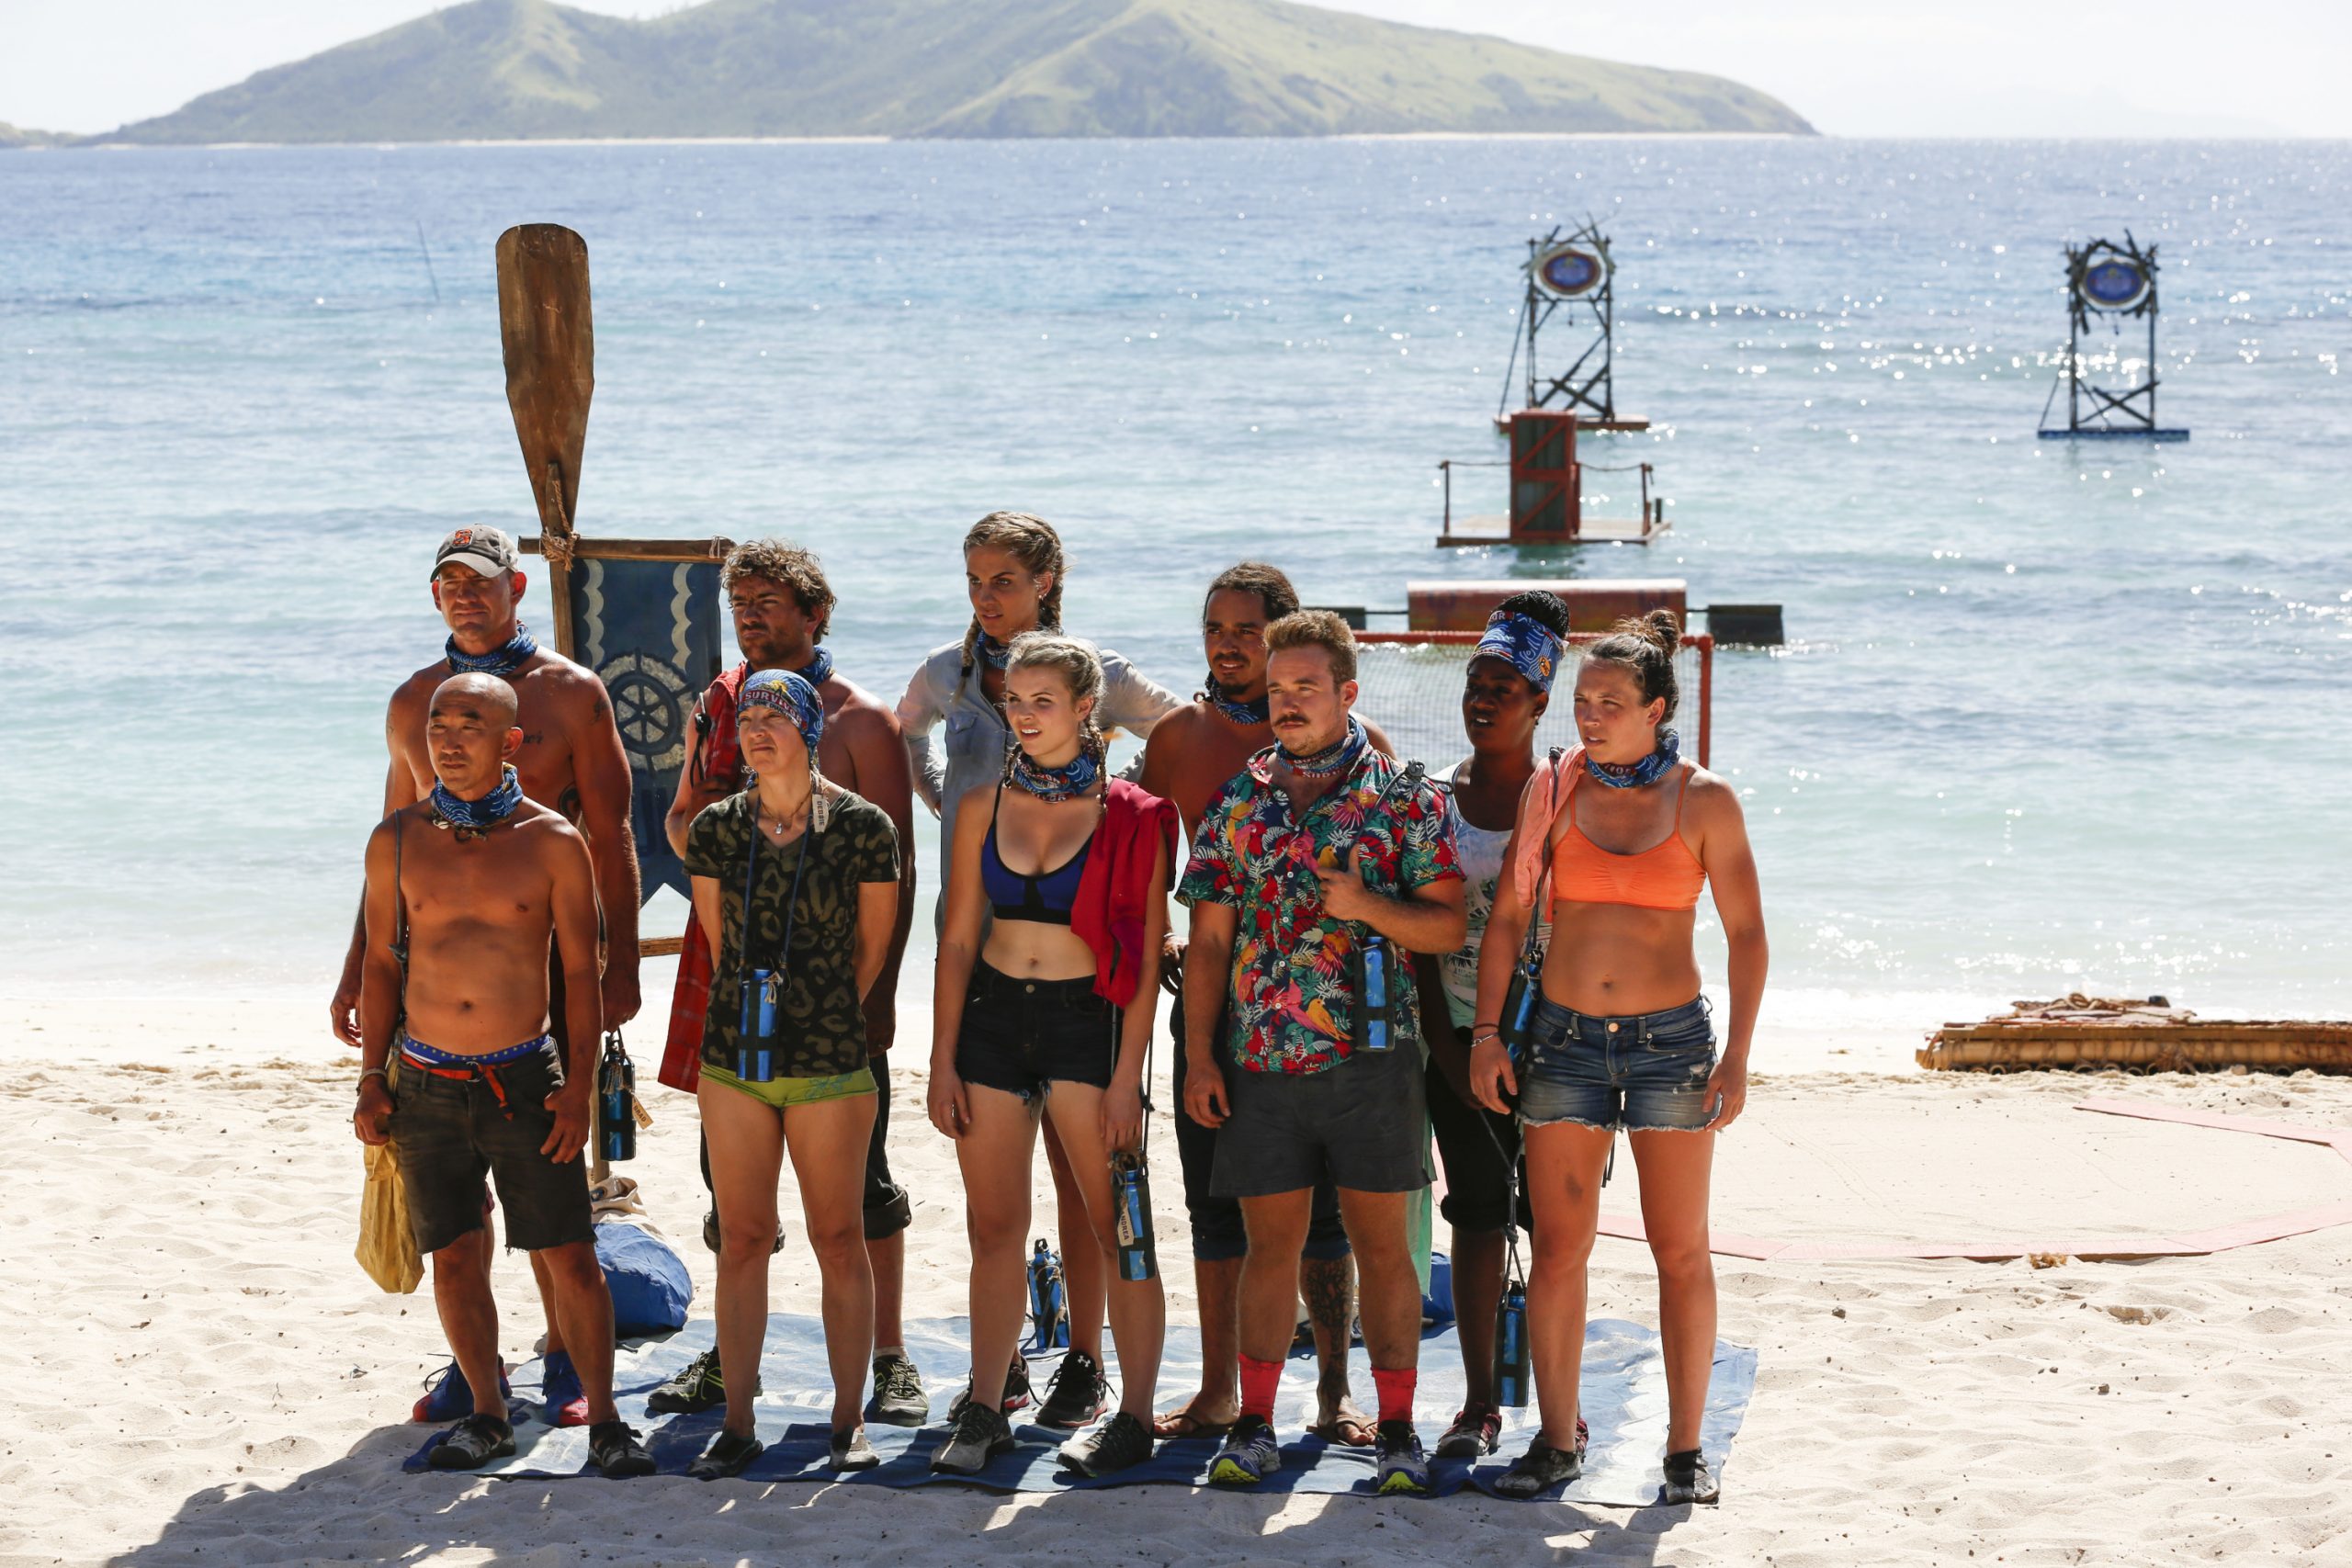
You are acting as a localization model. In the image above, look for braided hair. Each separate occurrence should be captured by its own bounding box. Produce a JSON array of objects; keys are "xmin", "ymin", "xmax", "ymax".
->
[
  {"xmin": 1001, "ymin": 630, "xmax": 1108, "ymax": 780},
  {"xmin": 959, "ymin": 512, "xmax": 1066, "ymax": 681}
]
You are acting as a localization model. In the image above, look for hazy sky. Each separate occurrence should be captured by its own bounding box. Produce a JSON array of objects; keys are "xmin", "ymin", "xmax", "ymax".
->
[{"xmin": 4, "ymin": 0, "xmax": 2347, "ymax": 138}]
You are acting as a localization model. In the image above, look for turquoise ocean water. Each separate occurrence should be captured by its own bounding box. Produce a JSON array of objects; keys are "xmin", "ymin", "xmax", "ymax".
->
[{"xmin": 2, "ymin": 139, "xmax": 2346, "ymax": 1027}]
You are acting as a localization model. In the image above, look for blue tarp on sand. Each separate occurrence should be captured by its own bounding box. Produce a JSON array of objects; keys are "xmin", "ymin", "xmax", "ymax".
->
[{"xmin": 402, "ymin": 1312, "xmax": 1755, "ymax": 1506}]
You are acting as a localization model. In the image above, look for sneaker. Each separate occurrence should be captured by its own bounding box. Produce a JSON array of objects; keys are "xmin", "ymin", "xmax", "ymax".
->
[
  {"xmin": 647, "ymin": 1348, "xmax": 759, "ymax": 1416},
  {"xmin": 589, "ymin": 1419, "xmax": 656, "ymax": 1479},
  {"xmin": 539, "ymin": 1349, "xmax": 590, "ymax": 1427},
  {"xmin": 1433, "ymin": 1403, "xmax": 1501, "ymax": 1459},
  {"xmin": 865, "ymin": 1350, "xmax": 929, "ymax": 1427},
  {"xmin": 687, "ymin": 1428, "xmax": 765, "ymax": 1482},
  {"xmin": 1058, "ymin": 1410, "xmax": 1154, "ymax": 1477},
  {"xmin": 1495, "ymin": 1438, "xmax": 1584, "ymax": 1498},
  {"xmin": 1374, "ymin": 1419, "xmax": 1431, "ymax": 1496},
  {"xmin": 931, "ymin": 1401, "xmax": 1015, "ymax": 1474},
  {"xmin": 412, "ymin": 1360, "xmax": 510, "ymax": 1424},
  {"xmin": 946, "ymin": 1356, "xmax": 1034, "ymax": 1421},
  {"xmin": 830, "ymin": 1426, "xmax": 882, "ymax": 1471},
  {"xmin": 1662, "ymin": 1448, "xmax": 1720, "ymax": 1504},
  {"xmin": 1207, "ymin": 1415, "xmax": 1282, "ymax": 1487},
  {"xmin": 1035, "ymin": 1348, "xmax": 1110, "ymax": 1430}
]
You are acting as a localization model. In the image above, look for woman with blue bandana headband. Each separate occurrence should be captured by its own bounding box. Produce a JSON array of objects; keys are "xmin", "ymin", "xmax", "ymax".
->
[
  {"xmin": 1411, "ymin": 590, "xmax": 1566, "ymax": 1465},
  {"xmin": 681, "ymin": 669, "xmax": 905, "ymax": 1479},
  {"xmin": 1469, "ymin": 609, "xmax": 1769, "ymax": 1506}
]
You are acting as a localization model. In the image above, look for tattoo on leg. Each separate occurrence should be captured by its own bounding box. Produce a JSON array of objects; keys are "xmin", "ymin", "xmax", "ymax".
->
[{"xmin": 1302, "ymin": 1255, "xmax": 1356, "ymax": 1374}]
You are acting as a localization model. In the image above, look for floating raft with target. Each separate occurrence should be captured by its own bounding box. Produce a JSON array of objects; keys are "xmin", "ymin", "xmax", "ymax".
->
[{"xmin": 1918, "ymin": 996, "xmax": 2352, "ymax": 1074}]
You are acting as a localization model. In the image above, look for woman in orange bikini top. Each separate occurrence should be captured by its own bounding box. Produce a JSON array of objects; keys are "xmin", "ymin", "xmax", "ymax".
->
[{"xmin": 1464, "ymin": 610, "xmax": 1768, "ymax": 1506}]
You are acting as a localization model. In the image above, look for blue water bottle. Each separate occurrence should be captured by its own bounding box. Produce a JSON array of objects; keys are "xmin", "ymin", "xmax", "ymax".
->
[
  {"xmin": 1494, "ymin": 1281, "xmax": 1532, "ymax": 1408},
  {"xmin": 1359, "ymin": 936, "xmax": 1392, "ymax": 1052},
  {"xmin": 596, "ymin": 1032, "xmax": 635, "ymax": 1162},
  {"xmin": 1110, "ymin": 1151, "xmax": 1158, "ymax": 1282},
  {"xmin": 735, "ymin": 969, "xmax": 777, "ymax": 1082},
  {"xmin": 1026, "ymin": 1239, "xmax": 1069, "ymax": 1350}
]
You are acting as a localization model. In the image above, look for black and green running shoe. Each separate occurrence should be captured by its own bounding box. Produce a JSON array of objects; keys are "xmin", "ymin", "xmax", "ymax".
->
[
  {"xmin": 865, "ymin": 1349, "xmax": 929, "ymax": 1427},
  {"xmin": 1374, "ymin": 1419, "xmax": 1431, "ymax": 1496},
  {"xmin": 1208, "ymin": 1415, "xmax": 1281, "ymax": 1487},
  {"xmin": 647, "ymin": 1348, "xmax": 757, "ymax": 1416}
]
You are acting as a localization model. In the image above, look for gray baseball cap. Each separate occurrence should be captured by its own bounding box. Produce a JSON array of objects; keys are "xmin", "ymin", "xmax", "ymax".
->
[{"xmin": 433, "ymin": 525, "xmax": 521, "ymax": 579}]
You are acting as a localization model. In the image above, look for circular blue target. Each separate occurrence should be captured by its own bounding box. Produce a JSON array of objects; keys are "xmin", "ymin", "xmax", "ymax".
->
[
  {"xmin": 2080, "ymin": 256, "xmax": 2149, "ymax": 311},
  {"xmin": 1534, "ymin": 245, "xmax": 1605, "ymax": 299}
]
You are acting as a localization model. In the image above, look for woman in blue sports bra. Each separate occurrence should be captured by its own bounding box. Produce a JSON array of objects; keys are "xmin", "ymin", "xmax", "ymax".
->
[{"xmin": 927, "ymin": 632, "xmax": 1174, "ymax": 1480}]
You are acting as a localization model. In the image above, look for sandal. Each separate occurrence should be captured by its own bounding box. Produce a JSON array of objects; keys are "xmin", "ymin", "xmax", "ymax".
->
[
  {"xmin": 1152, "ymin": 1406, "xmax": 1235, "ymax": 1440},
  {"xmin": 426, "ymin": 1413, "xmax": 516, "ymax": 1471},
  {"xmin": 687, "ymin": 1428, "xmax": 765, "ymax": 1482},
  {"xmin": 1307, "ymin": 1413, "xmax": 1378, "ymax": 1447}
]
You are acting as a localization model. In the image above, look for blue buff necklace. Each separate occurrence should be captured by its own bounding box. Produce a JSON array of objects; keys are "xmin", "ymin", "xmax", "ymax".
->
[
  {"xmin": 446, "ymin": 623, "xmax": 538, "ymax": 677},
  {"xmin": 1204, "ymin": 676, "xmax": 1270, "ymax": 727},
  {"xmin": 795, "ymin": 647, "xmax": 835, "ymax": 686},
  {"xmin": 1281, "ymin": 716, "xmax": 1368, "ymax": 780},
  {"xmin": 430, "ymin": 765, "xmax": 526, "ymax": 841},
  {"xmin": 1584, "ymin": 728, "xmax": 1681, "ymax": 790},
  {"xmin": 1009, "ymin": 743, "xmax": 1102, "ymax": 803}
]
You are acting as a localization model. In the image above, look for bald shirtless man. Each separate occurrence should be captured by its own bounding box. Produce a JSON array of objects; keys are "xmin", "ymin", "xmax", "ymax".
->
[
  {"xmin": 1136, "ymin": 562, "xmax": 1393, "ymax": 1446},
  {"xmin": 352, "ymin": 674, "xmax": 652, "ymax": 1478},
  {"xmin": 330, "ymin": 525, "xmax": 642, "ymax": 1425},
  {"xmin": 654, "ymin": 538, "xmax": 927, "ymax": 1426}
]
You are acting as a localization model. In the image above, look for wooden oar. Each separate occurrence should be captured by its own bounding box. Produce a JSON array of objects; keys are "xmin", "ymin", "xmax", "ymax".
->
[{"xmin": 494, "ymin": 223, "xmax": 594, "ymax": 653}]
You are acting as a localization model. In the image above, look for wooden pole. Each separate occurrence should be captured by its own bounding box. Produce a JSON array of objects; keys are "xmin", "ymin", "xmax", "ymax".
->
[{"xmin": 494, "ymin": 224, "xmax": 594, "ymax": 660}]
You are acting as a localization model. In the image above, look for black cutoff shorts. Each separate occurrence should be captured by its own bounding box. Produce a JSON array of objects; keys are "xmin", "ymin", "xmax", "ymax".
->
[
  {"xmin": 956, "ymin": 959, "xmax": 1118, "ymax": 1099},
  {"xmin": 389, "ymin": 1038, "xmax": 594, "ymax": 1256}
]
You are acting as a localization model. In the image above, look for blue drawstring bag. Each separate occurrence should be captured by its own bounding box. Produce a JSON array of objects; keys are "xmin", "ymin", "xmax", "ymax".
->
[{"xmin": 595, "ymin": 1218, "xmax": 693, "ymax": 1337}]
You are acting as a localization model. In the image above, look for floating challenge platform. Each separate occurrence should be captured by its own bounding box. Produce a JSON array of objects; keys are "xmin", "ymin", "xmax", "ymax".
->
[
  {"xmin": 2035, "ymin": 233, "xmax": 2189, "ymax": 441},
  {"xmin": 1437, "ymin": 409, "xmax": 1666, "ymax": 547},
  {"xmin": 1918, "ymin": 996, "xmax": 2352, "ymax": 1074}
]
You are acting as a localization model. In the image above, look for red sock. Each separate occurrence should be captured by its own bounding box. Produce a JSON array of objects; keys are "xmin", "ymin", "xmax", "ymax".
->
[
  {"xmin": 1238, "ymin": 1354, "xmax": 1283, "ymax": 1423},
  {"xmin": 1371, "ymin": 1366, "xmax": 1417, "ymax": 1425}
]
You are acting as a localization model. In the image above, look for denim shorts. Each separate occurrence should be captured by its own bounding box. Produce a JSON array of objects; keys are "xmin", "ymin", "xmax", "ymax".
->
[
  {"xmin": 1518, "ymin": 995, "xmax": 1720, "ymax": 1133},
  {"xmin": 956, "ymin": 959, "xmax": 1118, "ymax": 1099}
]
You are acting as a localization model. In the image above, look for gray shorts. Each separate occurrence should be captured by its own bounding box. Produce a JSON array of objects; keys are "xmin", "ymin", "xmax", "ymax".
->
[{"xmin": 1210, "ymin": 1040, "xmax": 1432, "ymax": 1199}]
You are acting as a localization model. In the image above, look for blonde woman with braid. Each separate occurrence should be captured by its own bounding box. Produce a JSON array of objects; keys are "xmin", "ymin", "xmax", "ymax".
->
[
  {"xmin": 896, "ymin": 512, "xmax": 1181, "ymax": 1431},
  {"xmin": 925, "ymin": 633, "xmax": 1178, "ymax": 1478}
]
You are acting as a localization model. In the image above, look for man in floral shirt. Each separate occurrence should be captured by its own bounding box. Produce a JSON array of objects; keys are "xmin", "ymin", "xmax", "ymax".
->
[{"xmin": 1178, "ymin": 610, "xmax": 1465, "ymax": 1495}]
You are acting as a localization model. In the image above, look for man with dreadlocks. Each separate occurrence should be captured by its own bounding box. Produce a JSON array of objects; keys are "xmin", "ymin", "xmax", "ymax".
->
[
  {"xmin": 352, "ymin": 672, "xmax": 654, "ymax": 1480},
  {"xmin": 1138, "ymin": 562, "xmax": 1394, "ymax": 1450},
  {"xmin": 653, "ymin": 539, "xmax": 927, "ymax": 1428},
  {"xmin": 330, "ymin": 525, "xmax": 641, "ymax": 1429},
  {"xmin": 896, "ymin": 512, "xmax": 1181, "ymax": 1431}
]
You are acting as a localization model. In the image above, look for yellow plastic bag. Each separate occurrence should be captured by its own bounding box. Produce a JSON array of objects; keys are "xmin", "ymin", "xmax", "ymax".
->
[{"xmin": 356, "ymin": 1061, "xmax": 423, "ymax": 1294}]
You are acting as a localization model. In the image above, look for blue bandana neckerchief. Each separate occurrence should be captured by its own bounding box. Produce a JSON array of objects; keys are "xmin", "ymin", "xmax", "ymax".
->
[
  {"xmin": 430, "ymin": 765, "xmax": 526, "ymax": 840},
  {"xmin": 1009, "ymin": 744, "xmax": 1102, "ymax": 804},
  {"xmin": 741, "ymin": 669, "xmax": 825, "ymax": 753},
  {"xmin": 1279, "ymin": 716, "xmax": 1369, "ymax": 781},
  {"xmin": 446, "ymin": 623, "xmax": 537, "ymax": 678},
  {"xmin": 1474, "ymin": 611, "xmax": 1564, "ymax": 694},
  {"xmin": 976, "ymin": 631, "xmax": 1012, "ymax": 671},
  {"xmin": 1584, "ymin": 729, "xmax": 1681, "ymax": 790},
  {"xmin": 795, "ymin": 647, "xmax": 835, "ymax": 688},
  {"xmin": 1204, "ymin": 676, "xmax": 1270, "ymax": 727}
]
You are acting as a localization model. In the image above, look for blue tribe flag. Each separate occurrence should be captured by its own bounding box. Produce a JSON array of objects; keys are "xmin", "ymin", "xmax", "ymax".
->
[{"xmin": 568, "ymin": 555, "xmax": 728, "ymax": 900}]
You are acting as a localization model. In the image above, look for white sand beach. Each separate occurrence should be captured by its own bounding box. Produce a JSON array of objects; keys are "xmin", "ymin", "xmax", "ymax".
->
[{"xmin": 5, "ymin": 991, "xmax": 2347, "ymax": 1567}]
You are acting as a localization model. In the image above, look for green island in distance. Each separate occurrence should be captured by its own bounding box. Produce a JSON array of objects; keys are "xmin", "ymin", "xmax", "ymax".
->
[{"xmin": 7, "ymin": 0, "xmax": 1813, "ymax": 147}]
